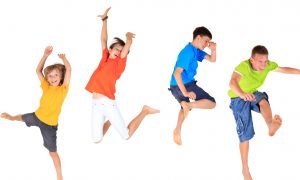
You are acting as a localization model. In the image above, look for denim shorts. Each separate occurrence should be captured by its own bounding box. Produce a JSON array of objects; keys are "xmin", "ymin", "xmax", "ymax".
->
[
  {"xmin": 22, "ymin": 113, "xmax": 58, "ymax": 152},
  {"xmin": 229, "ymin": 91, "xmax": 269, "ymax": 142},
  {"xmin": 169, "ymin": 81, "xmax": 216, "ymax": 105}
]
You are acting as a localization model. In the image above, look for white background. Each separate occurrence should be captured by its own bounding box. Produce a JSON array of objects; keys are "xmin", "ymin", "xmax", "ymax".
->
[{"xmin": 0, "ymin": 0, "xmax": 300, "ymax": 179}]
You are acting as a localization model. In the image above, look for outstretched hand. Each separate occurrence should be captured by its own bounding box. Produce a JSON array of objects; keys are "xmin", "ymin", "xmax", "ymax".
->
[
  {"xmin": 184, "ymin": 91, "xmax": 196, "ymax": 100},
  {"xmin": 97, "ymin": 7, "xmax": 111, "ymax": 19},
  {"xmin": 126, "ymin": 32, "xmax": 136, "ymax": 40},
  {"xmin": 44, "ymin": 46, "xmax": 53, "ymax": 56}
]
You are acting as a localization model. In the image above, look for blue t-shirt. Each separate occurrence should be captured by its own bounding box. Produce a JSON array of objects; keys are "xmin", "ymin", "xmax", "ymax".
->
[{"xmin": 170, "ymin": 43, "xmax": 207, "ymax": 86}]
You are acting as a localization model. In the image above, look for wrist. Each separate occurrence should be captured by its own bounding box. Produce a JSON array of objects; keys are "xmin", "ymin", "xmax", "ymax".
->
[{"xmin": 102, "ymin": 16, "xmax": 108, "ymax": 21}]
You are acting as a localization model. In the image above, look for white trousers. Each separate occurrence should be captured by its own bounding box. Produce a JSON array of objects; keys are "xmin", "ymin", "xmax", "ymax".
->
[{"xmin": 91, "ymin": 97, "xmax": 129, "ymax": 142}]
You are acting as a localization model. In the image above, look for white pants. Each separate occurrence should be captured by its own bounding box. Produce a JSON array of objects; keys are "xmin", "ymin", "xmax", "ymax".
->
[{"xmin": 91, "ymin": 97, "xmax": 129, "ymax": 142}]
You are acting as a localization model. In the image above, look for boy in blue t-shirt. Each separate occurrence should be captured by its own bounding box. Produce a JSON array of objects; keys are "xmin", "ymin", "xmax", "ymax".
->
[{"xmin": 169, "ymin": 26, "xmax": 217, "ymax": 145}]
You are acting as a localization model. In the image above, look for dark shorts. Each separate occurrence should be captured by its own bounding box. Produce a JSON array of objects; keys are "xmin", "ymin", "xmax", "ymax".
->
[
  {"xmin": 169, "ymin": 81, "xmax": 216, "ymax": 105},
  {"xmin": 229, "ymin": 91, "xmax": 269, "ymax": 142},
  {"xmin": 22, "ymin": 113, "xmax": 58, "ymax": 152}
]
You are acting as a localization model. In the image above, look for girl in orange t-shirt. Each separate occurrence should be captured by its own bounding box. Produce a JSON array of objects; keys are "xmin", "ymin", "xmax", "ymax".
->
[{"xmin": 86, "ymin": 7, "xmax": 159, "ymax": 143}]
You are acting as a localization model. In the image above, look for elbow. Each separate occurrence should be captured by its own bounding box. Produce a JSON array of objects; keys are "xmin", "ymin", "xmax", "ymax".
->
[
  {"xmin": 36, "ymin": 68, "xmax": 42, "ymax": 74},
  {"xmin": 229, "ymin": 80, "xmax": 234, "ymax": 89}
]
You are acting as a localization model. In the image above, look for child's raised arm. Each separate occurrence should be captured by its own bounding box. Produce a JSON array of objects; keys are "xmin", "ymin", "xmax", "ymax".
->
[
  {"xmin": 97, "ymin": 7, "xmax": 111, "ymax": 51},
  {"xmin": 36, "ymin": 46, "xmax": 53, "ymax": 81},
  {"xmin": 58, "ymin": 54, "xmax": 71, "ymax": 86},
  {"xmin": 205, "ymin": 42, "xmax": 217, "ymax": 62},
  {"xmin": 275, "ymin": 66, "xmax": 300, "ymax": 74},
  {"xmin": 120, "ymin": 32, "xmax": 135, "ymax": 59}
]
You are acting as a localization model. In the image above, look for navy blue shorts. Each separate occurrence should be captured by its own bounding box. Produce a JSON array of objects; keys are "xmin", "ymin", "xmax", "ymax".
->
[
  {"xmin": 22, "ymin": 113, "xmax": 58, "ymax": 152},
  {"xmin": 169, "ymin": 81, "xmax": 216, "ymax": 105},
  {"xmin": 229, "ymin": 91, "xmax": 269, "ymax": 142}
]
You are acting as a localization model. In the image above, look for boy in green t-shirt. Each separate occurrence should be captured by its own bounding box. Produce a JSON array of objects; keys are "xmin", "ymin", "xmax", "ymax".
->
[{"xmin": 228, "ymin": 45, "xmax": 300, "ymax": 180}]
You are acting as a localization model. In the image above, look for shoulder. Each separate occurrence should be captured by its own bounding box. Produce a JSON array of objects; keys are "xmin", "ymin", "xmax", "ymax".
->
[
  {"xmin": 267, "ymin": 60, "xmax": 279, "ymax": 70},
  {"xmin": 178, "ymin": 44, "xmax": 194, "ymax": 58},
  {"xmin": 235, "ymin": 60, "xmax": 250, "ymax": 73}
]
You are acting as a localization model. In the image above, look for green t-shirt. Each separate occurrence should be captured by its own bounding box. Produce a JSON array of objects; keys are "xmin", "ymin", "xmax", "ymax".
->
[{"xmin": 228, "ymin": 60, "xmax": 278, "ymax": 98}]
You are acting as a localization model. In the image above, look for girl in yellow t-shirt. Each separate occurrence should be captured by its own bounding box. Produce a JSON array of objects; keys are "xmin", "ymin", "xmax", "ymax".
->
[{"xmin": 1, "ymin": 46, "xmax": 71, "ymax": 180}]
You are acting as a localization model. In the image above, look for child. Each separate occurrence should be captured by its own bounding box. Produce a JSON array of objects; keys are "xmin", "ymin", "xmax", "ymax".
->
[
  {"xmin": 169, "ymin": 26, "xmax": 217, "ymax": 145},
  {"xmin": 1, "ymin": 46, "xmax": 71, "ymax": 180},
  {"xmin": 85, "ymin": 7, "xmax": 159, "ymax": 143},
  {"xmin": 228, "ymin": 45, "xmax": 300, "ymax": 180}
]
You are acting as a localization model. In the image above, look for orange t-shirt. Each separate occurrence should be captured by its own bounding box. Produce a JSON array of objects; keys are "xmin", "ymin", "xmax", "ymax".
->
[{"xmin": 85, "ymin": 48, "xmax": 127, "ymax": 100}]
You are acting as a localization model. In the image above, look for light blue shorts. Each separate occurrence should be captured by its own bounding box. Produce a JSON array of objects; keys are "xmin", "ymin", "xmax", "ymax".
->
[{"xmin": 229, "ymin": 91, "xmax": 269, "ymax": 142}]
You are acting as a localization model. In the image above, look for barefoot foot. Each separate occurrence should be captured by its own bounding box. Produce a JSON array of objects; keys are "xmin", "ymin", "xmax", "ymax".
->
[
  {"xmin": 143, "ymin": 105, "xmax": 160, "ymax": 114},
  {"xmin": 173, "ymin": 130, "xmax": 182, "ymax": 145},
  {"xmin": 269, "ymin": 115, "xmax": 282, "ymax": 136},
  {"xmin": 1, "ymin": 112, "xmax": 13, "ymax": 120},
  {"xmin": 242, "ymin": 168, "xmax": 253, "ymax": 180}
]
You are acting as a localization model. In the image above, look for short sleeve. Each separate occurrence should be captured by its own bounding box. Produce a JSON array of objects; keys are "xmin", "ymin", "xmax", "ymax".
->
[
  {"xmin": 98, "ymin": 48, "xmax": 109, "ymax": 68},
  {"xmin": 197, "ymin": 49, "xmax": 207, "ymax": 62},
  {"xmin": 176, "ymin": 51, "xmax": 192, "ymax": 70},
  {"xmin": 268, "ymin": 60, "xmax": 279, "ymax": 71},
  {"xmin": 62, "ymin": 83, "xmax": 69, "ymax": 95},
  {"xmin": 40, "ymin": 78, "xmax": 49, "ymax": 90},
  {"xmin": 116, "ymin": 57, "xmax": 127, "ymax": 79},
  {"xmin": 234, "ymin": 61, "xmax": 247, "ymax": 76}
]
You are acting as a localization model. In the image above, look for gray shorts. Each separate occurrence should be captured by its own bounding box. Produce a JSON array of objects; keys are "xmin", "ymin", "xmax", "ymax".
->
[{"xmin": 22, "ymin": 113, "xmax": 58, "ymax": 152}]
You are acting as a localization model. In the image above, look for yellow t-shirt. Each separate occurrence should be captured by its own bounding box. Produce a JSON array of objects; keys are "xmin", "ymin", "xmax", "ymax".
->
[{"xmin": 35, "ymin": 78, "xmax": 69, "ymax": 126}]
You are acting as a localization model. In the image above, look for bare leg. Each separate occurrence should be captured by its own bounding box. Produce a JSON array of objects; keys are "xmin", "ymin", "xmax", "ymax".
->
[
  {"xmin": 180, "ymin": 99, "xmax": 216, "ymax": 119},
  {"xmin": 240, "ymin": 141, "xmax": 253, "ymax": 180},
  {"xmin": 49, "ymin": 152, "xmax": 63, "ymax": 180},
  {"xmin": 1, "ymin": 113, "xmax": 23, "ymax": 121},
  {"xmin": 258, "ymin": 99, "xmax": 282, "ymax": 136},
  {"xmin": 173, "ymin": 99, "xmax": 216, "ymax": 145},
  {"xmin": 103, "ymin": 120, "xmax": 111, "ymax": 136},
  {"xmin": 173, "ymin": 109, "xmax": 185, "ymax": 145},
  {"xmin": 127, "ymin": 105, "xmax": 160, "ymax": 138}
]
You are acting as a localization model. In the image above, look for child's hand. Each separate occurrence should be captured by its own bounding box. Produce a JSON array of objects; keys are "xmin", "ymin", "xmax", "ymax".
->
[
  {"xmin": 184, "ymin": 91, "xmax": 196, "ymax": 100},
  {"xmin": 97, "ymin": 7, "xmax": 111, "ymax": 19},
  {"xmin": 240, "ymin": 93, "xmax": 256, "ymax": 101},
  {"xmin": 208, "ymin": 42, "xmax": 216, "ymax": 51},
  {"xmin": 44, "ymin": 46, "xmax": 53, "ymax": 56},
  {"xmin": 126, "ymin": 32, "xmax": 136, "ymax": 40},
  {"xmin": 58, "ymin": 53, "xmax": 66, "ymax": 59}
]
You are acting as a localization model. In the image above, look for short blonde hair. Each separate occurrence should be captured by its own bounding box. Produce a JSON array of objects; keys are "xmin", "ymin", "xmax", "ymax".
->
[{"xmin": 43, "ymin": 63, "xmax": 66, "ymax": 85}]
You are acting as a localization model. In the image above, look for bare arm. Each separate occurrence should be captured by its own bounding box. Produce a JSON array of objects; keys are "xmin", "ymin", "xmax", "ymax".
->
[
  {"xmin": 98, "ymin": 7, "xmax": 111, "ymax": 51},
  {"xmin": 58, "ymin": 54, "xmax": 71, "ymax": 86},
  {"xmin": 275, "ymin": 67, "xmax": 300, "ymax": 74},
  {"xmin": 36, "ymin": 46, "xmax": 53, "ymax": 81},
  {"xmin": 204, "ymin": 42, "xmax": 216, "ymax": 62},
  {"xmin": 120, "ymin": 32, "xmax": 135, "ymax": 59},
  {"xmin": 174, "ymin": 67, "xmax": 196, "ymax": 100},
  {"xmin": 229, "ymin": 71, "xmax": 256, "ymax": 101}
]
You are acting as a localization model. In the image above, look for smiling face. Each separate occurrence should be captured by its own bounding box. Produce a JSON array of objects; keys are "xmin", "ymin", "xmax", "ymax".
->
[
  {"xmin": 109, "ymin": 44, "xmax": 123, "ymax": 59},
  {"xmin": 46, "ymin": 68, "xmax": 62, "ymax": 86},
  {"xmin": 250, "ymin": 53, "xmax": 269, "ymax": 71}
]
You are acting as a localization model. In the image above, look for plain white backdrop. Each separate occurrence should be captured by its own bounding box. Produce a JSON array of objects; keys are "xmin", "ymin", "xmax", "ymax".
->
[{"xmin": 1, "ymin": 0, "xmax": 300, "ymax": 179}]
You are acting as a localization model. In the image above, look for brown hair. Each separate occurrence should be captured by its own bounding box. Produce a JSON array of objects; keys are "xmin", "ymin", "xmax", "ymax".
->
[
  {"xmin": 109, "ymin": 37, "xmax": 125, "ymax": 49},
  {"xmin": 251, "ymin": 45, "xmax": 268, "ymax": 58},
  {"xmin": 43, "ymin": 63, "xmax": 66, "ymax": 85}
]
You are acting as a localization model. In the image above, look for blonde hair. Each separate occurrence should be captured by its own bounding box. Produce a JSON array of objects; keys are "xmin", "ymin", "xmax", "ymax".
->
[{"xmin": 43, "ymin": 63, "xmax": 66, "ymax": 85}]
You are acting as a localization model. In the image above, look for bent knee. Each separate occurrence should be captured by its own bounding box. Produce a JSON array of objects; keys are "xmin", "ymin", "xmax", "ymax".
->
[
  {"xmin": 258, "ymin": 98, "xmax": 269, "ymax": 106},
  {"xmin": 209, "ymin": 102, "xmax": 216, "ymax": 109}
]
